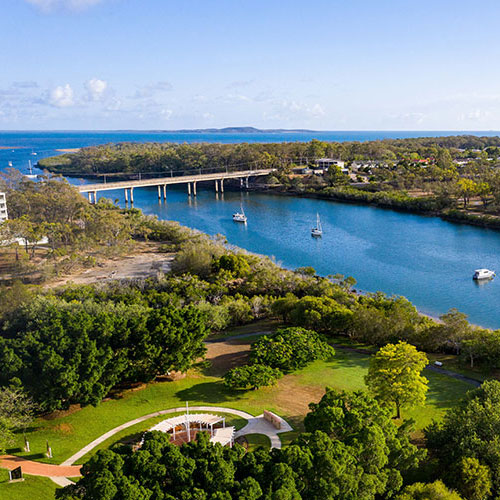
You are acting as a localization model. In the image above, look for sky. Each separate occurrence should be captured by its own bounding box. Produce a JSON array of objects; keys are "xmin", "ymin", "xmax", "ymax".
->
[{"xmin": 2, "ymin": 0, "xmax": 500, "ymax": 130}]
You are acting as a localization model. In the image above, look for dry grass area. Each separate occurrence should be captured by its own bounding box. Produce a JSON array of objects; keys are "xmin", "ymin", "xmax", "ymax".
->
[{"xmin": 204, "ymin": 335, "xmax": 324, "ymax": 416}]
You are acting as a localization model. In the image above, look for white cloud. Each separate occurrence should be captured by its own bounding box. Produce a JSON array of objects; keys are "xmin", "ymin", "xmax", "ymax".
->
[
  {"xmin": 131, "ymin": 81, "xmax": 173, "ymax": 99},
  {"xmin": 49, "ymin": 84, "xmax": 74, "ymax": 107},
  {"xmin": 85, "ymin": 78, "xmax": 108, "ymax": 101},
  {"xmin": 160, "ymin": 108, "xmax": 173, "ymax": 119},
  {"xmin": 25, "ymin": 0, "xmax": 105, "ymax": 12}
]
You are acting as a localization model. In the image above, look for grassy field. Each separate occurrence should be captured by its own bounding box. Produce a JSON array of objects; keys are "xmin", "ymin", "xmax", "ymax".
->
[
  {"xmin": 0, "ymin": 469, "xmax": 58, "ymax": 500},
  {"xmin": 245, "ymin": 433, "xmax": 271, "ymax": 451}
]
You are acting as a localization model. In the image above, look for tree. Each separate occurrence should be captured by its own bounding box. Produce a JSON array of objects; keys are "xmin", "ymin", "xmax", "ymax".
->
[
  {"xmin": 250, "ymin": 327, "xmax": 335, "ymax": 372},
  {"xmin": 457, "ymin": 457, "xmax": 491, "ymax": 500},
  {"xmin": 304, "ymin": 388, "xmax": 423, "ymax": 495},
  {"xmin": 396, "ymin": 481, "xmax": 463, "ymax": 500},
  {"xmin": 365, "ymin": 341, "xmax": 428, "ymax": 418},
  {"xmin": 456, "ymin": 178, "xmax": 478, "ymax": 208},
  {"xmin": 286, "ymin": 295, "xmax": 353, "ymax": 333},
  {"xmin": 224, "ymin": 364, "xmax": 282, "ymax": 390},
  {"xmin": 437, "ymin": 308, "xmax": 472, "ymax": 355},
  {"xmin": 425, "ymin": 380, "xmax": 500, "ymax": 497},
  {"xmin": 212, "ymin": 254, "xmax": 251, "ymax": 277},
  {"xmin": 0, "ymin": 387, "xmax": 38, "ymax": 453}
]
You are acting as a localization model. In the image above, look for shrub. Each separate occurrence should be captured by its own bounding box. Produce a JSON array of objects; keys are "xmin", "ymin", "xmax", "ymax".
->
[
  {"xmin": 250, "ymin": 327, "xmax": 335, "ymax": 372},
  {"xmin": 224, "ymin": 364, "xmax": 282, "ymax": 390}
]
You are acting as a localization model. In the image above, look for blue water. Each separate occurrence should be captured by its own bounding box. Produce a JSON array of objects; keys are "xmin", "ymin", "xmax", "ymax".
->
[{"xmin": 1, "ymin": 131, "xmax": 500, "ymax": 328}]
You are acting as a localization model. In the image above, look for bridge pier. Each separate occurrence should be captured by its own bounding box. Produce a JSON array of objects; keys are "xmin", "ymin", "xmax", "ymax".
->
[
  {"xmin": 215, "ymin": 180, "xmax": 218, "ymax": 193},
  {"xmin": 88, "ymin": 192, "xmax": 92, "ymax": 203},
  {"xmin": 193, "ymin": 182, "xmax": 197, "ymax": 196},
  {"xmin": 124, "ymin": 188, "xmax": 128, "ymax": 203},
  {"xmin": 245, "ymin": 177, "xmax": 249, "ymax": 189},
  {"xmin": 163, "ymin": 185, "xmax": 167, "ymax": 200},
  {"xmin": 240, "ymin": 178, "xmax": 243, "ymax": 189},
  {"xmin": 158, "ymin": 185, "xmax": 161, "ymax": 200},
  {"xmin": 187, "ymin": 183, "xmax": 191, "ymax": 196},
  {"xmin": 220, "ymin": 179, "xmax": 224, "ymax": 193},
  {"xmin": 130, "ymin": 187, "xmax": 134, "ymax": 204}
]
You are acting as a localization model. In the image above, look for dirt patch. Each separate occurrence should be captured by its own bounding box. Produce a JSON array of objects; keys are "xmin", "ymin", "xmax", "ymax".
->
[
  {"xmin": 205, "ymin": 339, "xmax": 253, "ymax": 376},
  {"xmin": 47, "ymin": 242, "xmax": 174, "ymax": 288},
  {"xmin": 43, "ymin": 404, "xmax": 82, "ymax": 420},
  {"xmin": 53, "ymin": 423, "xmax": 74, "ymax": 435},
  {"xmin": 273, "ymin": 375, "xmax": 325, "ymax": 416}
]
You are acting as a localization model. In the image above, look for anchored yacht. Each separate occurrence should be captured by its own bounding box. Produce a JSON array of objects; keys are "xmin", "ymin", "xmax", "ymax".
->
[
  {"xmin": 311, "ymin": 213, "xmax": 323, "ymax": 237},
  {"xmin": 233, "ymin": 205, "xmax": 247, "ymax": 223},
  {"xmin": 473, "ymin": 269, "xmax": 495, "ymax": 280}
]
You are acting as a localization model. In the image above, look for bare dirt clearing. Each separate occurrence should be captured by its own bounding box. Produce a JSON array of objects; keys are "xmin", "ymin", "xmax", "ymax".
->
[
  {"xmin": 205, "ymin": 338, "xmax": 253, "ymax": 377},
  {"xmin": 48, "ymin": 243, "xmax": 174, "ymax": 287}
]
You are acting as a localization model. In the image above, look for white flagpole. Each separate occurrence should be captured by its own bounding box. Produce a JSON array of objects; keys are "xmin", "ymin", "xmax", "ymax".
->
[{"xmin": 185, "ymin": 401, "xmax": 190, "ymax": 442}]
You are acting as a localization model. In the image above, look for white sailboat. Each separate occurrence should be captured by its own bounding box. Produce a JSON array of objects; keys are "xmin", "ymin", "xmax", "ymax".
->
[
  {"xmin": 25, "ymin": 160, "xmax": 37, "ymax": 179},
  {"xmin": 233, "ymin": 204, "xmax": 247, "ymax": 223},
  {"xmin": 8, "ymin": 161, "xmax": 12, "ymax": 167},
  {"xmin": 311, "ymin": 213, "xmax": 323, "ymax": 237}
]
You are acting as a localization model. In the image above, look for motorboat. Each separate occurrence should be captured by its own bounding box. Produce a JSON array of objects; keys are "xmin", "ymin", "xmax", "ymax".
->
[
  {"xmin": 473, "ymin": 269, "xmax": 495, "ymax": 280},
  {"xmin": 233, "ymin": 205, "xmax": 247, "ymax": 223},
  {"xmin": 311, "ymin": 213, "xmax": 323, "ymax": 237}
]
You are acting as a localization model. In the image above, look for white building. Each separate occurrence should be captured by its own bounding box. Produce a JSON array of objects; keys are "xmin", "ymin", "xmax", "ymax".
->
[
  {"xmin": 315, "ymin": 158, "xmax": 345, "ymax": 169},
  {"xmin": 0, "ymin": 192, "xmax": 8, "ymax": 222}
]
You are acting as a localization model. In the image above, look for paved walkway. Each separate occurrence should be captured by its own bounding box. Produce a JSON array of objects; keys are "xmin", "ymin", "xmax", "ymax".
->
[
  {"xmin": 0, "ymin": 455, "xmax": 81, "ymax": 477},
  {"xmin": 236, "ymin": 413, "xmax": 293, "ymax": 449}
]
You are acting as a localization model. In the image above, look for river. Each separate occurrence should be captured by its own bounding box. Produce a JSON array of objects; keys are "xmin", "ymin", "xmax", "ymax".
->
[
  {"xmin": 1, "ymin": 131, "xmax": 499, "ymax": 328},
  {"xmin": 97, "ymin": 184, "xmax": 500, "ymax": 329}
]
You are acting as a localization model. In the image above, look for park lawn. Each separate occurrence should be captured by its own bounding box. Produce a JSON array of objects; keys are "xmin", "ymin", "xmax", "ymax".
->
[
  {"xmin": 9, "ymin": 349, "xmax": 475, "ymax": 466},
  {"xmin": 294, "ymin": 350, "xmax": 473, "ymax": 430},
  {"xmin": 0, "ymin": 469, "xmax": 58, "ymax": 500},
  {"xmin": 245, "ymin": 434, "xmax": 271, "ymax": 451}
]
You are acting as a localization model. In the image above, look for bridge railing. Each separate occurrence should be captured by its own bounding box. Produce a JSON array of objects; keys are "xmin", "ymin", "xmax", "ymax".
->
[{"xmin": 56, "ymin": 163, "xmax": 270, "ymax": 184}]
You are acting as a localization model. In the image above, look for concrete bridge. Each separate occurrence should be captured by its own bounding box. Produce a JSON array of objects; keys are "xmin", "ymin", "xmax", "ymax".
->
[{"xmin": 78, "ymin": 169, "xmax": 274, "ymax": 203}]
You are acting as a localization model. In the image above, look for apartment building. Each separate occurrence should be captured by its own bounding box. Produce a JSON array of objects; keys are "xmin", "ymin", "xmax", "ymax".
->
[{"xmin": 0, "ymin": 192, "xmax": 8, "ymax": 222}]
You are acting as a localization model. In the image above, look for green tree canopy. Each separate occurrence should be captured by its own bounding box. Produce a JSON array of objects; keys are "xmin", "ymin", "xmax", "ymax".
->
[
  {"xmin": 250, "ymin": 327, "xmax": 335, "ymax": 372},
  {"xmin": 365, "ymin": 341, "xmax": 429, "ymax": 418},
  {"xmin": 425, "ymin": 380, "xmax": 500, "ymax": 497}
]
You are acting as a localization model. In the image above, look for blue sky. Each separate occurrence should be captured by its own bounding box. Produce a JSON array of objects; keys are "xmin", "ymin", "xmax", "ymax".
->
[{"xmin": 2, "ymin": 0, "xmax": 500, "ymax": 130}]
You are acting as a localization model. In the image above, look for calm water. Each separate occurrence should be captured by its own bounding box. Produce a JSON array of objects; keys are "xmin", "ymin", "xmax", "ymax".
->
[{"xmin": 1, "ymin": 131, "xmax": 500, "ymax": 328}]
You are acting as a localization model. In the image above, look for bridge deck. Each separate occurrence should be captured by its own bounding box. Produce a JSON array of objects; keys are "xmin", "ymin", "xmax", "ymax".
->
[{"xmin": 78, "ymin": 169, "xmax": 273, "ymax": 193}]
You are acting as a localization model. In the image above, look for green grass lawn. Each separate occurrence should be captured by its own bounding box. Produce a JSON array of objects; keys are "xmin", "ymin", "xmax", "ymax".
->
[
  {"xmin": 0, "ymin": 469, "xmax": 57, "ymax": 500},
  {"xmin": 245, "ymin": 434, "xmax": 271, "ymax": 451},
  {"xmin": 6, "ymin": 347, "xmax": 476, "ymax": 467}
]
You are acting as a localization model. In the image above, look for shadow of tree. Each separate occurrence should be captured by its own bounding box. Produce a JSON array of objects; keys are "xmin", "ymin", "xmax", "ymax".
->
[
  {"xmin": 202, "ymin": 351, "xmax": 250, "ymax": 377},
  {"xmin": 175, "ymin": 381, "xmax": 241, "ymax": 404}
]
